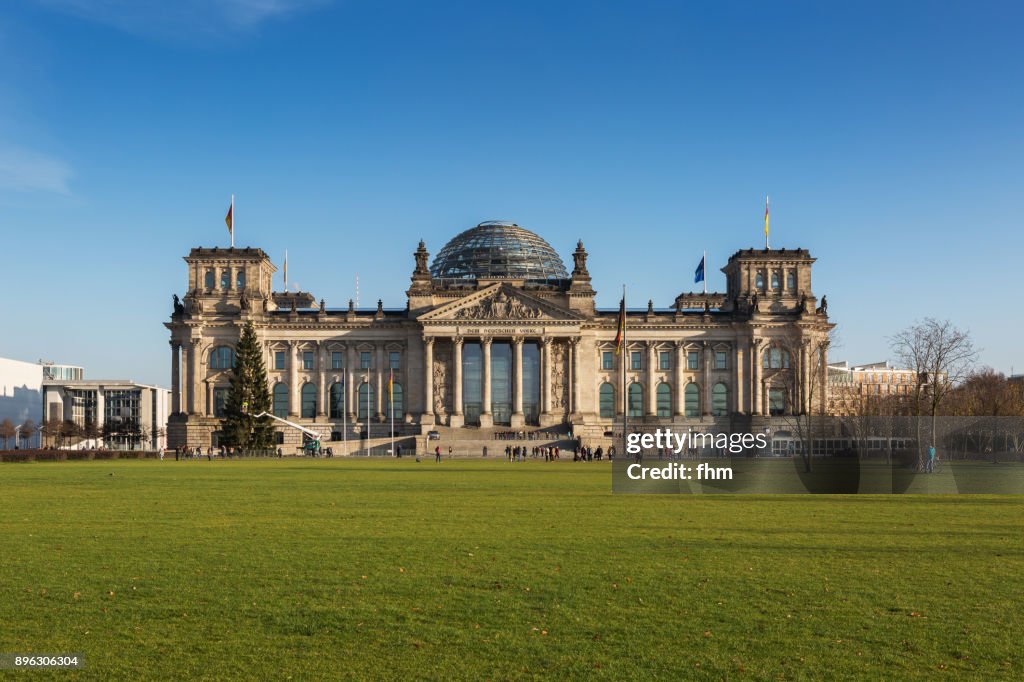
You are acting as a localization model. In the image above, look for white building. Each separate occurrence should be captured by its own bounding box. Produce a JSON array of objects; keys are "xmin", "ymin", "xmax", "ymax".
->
[{"xmin": 42, "ymin": 379, "xmax": 171, "ymax": 451}]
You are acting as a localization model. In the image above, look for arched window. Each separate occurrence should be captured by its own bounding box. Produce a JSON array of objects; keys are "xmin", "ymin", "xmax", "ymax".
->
[
  {"xmin": 358, "ymin": 382, "xmax": 375, "ymax": 420},
  {"xmin": 763, "ymin": 347, "xmax": 791, "ymax": 370},
  {"xmin": 656, "ymin": 383, "xmax": 672, "ymax": 417},
  {"xmin": 329, "ymin": 382, "xmax": 344, "ymax": 419},
  {"xmin": 712, "ymin": 383, "xmax": 728, "ymax": 416},
  {"xmin": 771, "ymin": 271, "xmax": 780, "ymax": 290},
  {"xmin": 300, "ymin": 383, "xmax": 316, "ymax": 419},
  {"xmin": 205, "ymin": 269, "xmax": 215, "ymax": 290},
  {"xmin": 768, "ymin": 388, "xmax": 787, "ymax": 416},
  {"xmin": 685, "ymin": 383, "xmax": 700, "ymax": 417},
  {"xmin": 209, "ymin": 346, "xmax": 236, "ymax": 369},
  {"xmin": 385, "ymin": 383, "xmax": 404, "ymax": 420},
  {"xmin": 786, "ymin": 270, "xmax": 796, "ymax": 291},
  {"xmin": 627, "ymin": 383, "xmax": 643, "ymax": 418},
  {"xmin": 272, "ymin": 384, "xmax": 288, "ymax": 418},
  {"xmin": 236, "ymin": 269, "xmax": 246, "ymax": 289},
  {"xmin": 220, "ymin": 269, "xmax": 230, "ymax": 289},
  {"xmin": 755, "ymin": 271, "xmax": 766, "ymax": 291},
  {"xmin": 599, "ymin": 383, "xmax": 615, "ymax": 419}
]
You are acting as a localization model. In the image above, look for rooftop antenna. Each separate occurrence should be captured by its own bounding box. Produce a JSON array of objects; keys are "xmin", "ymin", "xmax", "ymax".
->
[{"xmin": 355, "ymin": 273, "xmax": 360, "ymax": 307}]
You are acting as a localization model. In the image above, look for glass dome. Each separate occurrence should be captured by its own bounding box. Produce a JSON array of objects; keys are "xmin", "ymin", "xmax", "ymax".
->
[{"xmin": 430, "ymin": 221, "xmax": 569, "ymax": 282}]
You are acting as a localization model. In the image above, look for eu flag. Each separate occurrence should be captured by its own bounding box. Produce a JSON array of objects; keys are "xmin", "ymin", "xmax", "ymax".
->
[{"xmin": 694, "ymin": 256, "xmax": 705, "ymax": 284}]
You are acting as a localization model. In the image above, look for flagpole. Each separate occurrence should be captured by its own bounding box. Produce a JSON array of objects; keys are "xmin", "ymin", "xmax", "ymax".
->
[
  {"xmin": 231, "ymin": 194, "xmax": 235, "ymax": 248},
  {"xmin": 621, "ymin": 284, "xmax": 628, "ymax": 461},
  {"xmin": 765, "ymin": 195, "xmax": 770, "ymax": 250},
  {"xmin": 342, "ymin": 375, "xmax": 348, "ymax": 456},
  {"xmin": 365, "ymin": 372, "xmax": 371, "ymax": 455},
  {"xmin": 390, "ymin": 369, "xmax": 395, "ymax": 458},
  {"xmin": 284, "ymin": 250, "xmax": 289, "ymax": 291},
  {"xmin": 703, "ymin": 250, "xmax": 707, "ymax": 294}
]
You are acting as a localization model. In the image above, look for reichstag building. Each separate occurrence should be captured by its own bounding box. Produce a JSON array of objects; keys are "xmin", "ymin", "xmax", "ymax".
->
[{"xmin": 166, "ymin": 221, "xmax": 834, "ymax": 449}]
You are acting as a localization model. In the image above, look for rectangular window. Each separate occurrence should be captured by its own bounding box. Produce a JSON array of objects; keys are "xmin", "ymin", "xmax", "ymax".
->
[
  {"xmin": 274, "ymin": 351, "xmax": 285, "ymax": 370},
  {"xmin": 332, "ymin": 352, "xmax": 344, "ymax": 370},
  {"xmin": 687, "ymin": 351, "xmax": 700, "ymax": 370},
  {"xmin": 602, "ymin": 351, "xmax": 614, "ymax": 370},
  {"xmin": 630, "ymin": 351, "xmax": 642, "ymax": 371},
  {"xmin": 715, "ymin": 351, "xmax": 727, "ymax": 370},
  {"xmin": 389, "ymin": 351, "xmax": 401, "ymax": 369},
  {"xmin": 220, "ymin": 270, "xmax": 230, "ymax": 289},
  {"xmin": 213, "ymin": 388, "xmax": 229, "ymax": 418},
  {"xmin": 360, "ymin": 351, "xmax": 372, "ymax": 369},
  {"xmin": 659, "ymin": 351, "xmax": 671, "ymax": 370},
  {"xmin": 303, "ymin": 351, "xmax": 314, "ymax": 370}
]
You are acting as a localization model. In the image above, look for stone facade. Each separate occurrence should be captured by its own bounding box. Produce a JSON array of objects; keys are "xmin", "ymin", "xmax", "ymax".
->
[{"xmin": 164, "ymin": 223, "xmax": 834, "ymax": 449}]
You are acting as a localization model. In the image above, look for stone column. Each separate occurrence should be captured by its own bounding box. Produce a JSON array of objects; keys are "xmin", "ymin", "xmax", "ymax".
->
[
  {"xmin": 450, "ymin": 336, "xmax": 464, "ymax": 428},
  {"xmin": 317, "ymin": 342, "xmax": 327, "ymax": 418},
  {"xmin": 170, "ymin": 341, "xmax": 181, "ymax": 415},
  {"xmin": 801, "ymin": 341, "xmax": 811, "ymax": 415},
  {"xmin": 187, "ymin": 336, "xmax": 200, "ymax": 415},
  {"xmin": 422, "ymin": 336, "xmax": 435, "ymax": 425},
  {"xmin": 511, "ymin": 336, "xmax": 525, "ymax": 427},
  {"xmin": 480, "ymin": 337, "xmax": 493, "ymax": 427},
  {"xmin": 346, "ymin": 345, "xmax": 356, "ymax": 420},
  {"xmin": 288, "ymin": 341, "xmax": 299, "ymax": 417},
  {"xmin": 95, "ymin": 389, "xmax": 105, "ymax": 436},
  {"xmin": 703, "ymin": 341, "xmax": 712, "ymax": 416},
  {"xmin": 752, "ymin": 339, "xmax": 762, "ymax": 416},
  {"xmin": 569, "ymin": 338, "xmax": 581, "ymax": 418},
  {"xmin": 733, "ymin": 343, "xmax": 743, "ymax": 415},
  {"xmin": 540, "ymin": 338, "xmax": 553, "ymax": 424},
  {"xmin": 375, "ymin": 345, "xmax": 385, "ymax": 420},
  {"xmin": 673, "ymin": 341, "xmax": 685, "ymax": 416}
]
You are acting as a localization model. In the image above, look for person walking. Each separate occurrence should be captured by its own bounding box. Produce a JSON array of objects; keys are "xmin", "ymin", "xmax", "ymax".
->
[
  {"xmin": 435, "ymin": 445, "xmax": 441, "ymax": 463},
  {"xmin": 927, "ymin": 446, "xmax": 936, "ymax": 473}
]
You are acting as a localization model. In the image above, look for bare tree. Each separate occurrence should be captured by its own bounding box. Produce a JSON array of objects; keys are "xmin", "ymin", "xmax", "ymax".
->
[
  {"xmin": 0, "ymin": 419, "xmax": 14, "ymax": 450},
  {"xmin": 41, "ymin": 420, "xmax": 62, "ymax": 449},
  {"xmin": 779, "ymin": 327, "xmax": 837, "ymax": 472},
  {"xmin": 20, "ymin": 419, "xmax": 36, "ymax": 449},
  {"xmin": 890, "ymin": 318, "xmax": 978, "ymax": 469}
]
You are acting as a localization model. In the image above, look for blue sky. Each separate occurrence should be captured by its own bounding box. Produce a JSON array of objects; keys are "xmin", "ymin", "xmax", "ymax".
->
[{"xmin": 1, "ymin": 0, "xmax": 1022, "ymax": 386}]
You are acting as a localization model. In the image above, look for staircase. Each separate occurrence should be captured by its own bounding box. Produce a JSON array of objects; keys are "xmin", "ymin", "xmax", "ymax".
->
[{"xmin": 418, "ymin": 424, "xmax": 581, "ymax": 458}]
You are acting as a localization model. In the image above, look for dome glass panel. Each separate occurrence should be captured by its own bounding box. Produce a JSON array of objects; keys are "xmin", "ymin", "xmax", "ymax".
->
[{"xmin": 430, "ymin": 221, "xmax": 569, "ymax": 282}]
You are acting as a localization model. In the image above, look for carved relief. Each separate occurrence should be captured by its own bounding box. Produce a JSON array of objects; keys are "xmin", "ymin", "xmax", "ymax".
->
[
  {"xmin": 549, "ymin": 341, "xmax": 570, "ymax": 413},
  {"xmin": 453, "ymin": 290, "xmax": 545, "ymax": 320},
  {"xmin": 432, "ymin": 343, "xmax": 452, "ymax": 415}
]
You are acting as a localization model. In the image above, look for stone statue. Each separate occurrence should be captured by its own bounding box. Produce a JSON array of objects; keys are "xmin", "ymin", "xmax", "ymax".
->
[
  {"xmin": 240, "ymin": 292, "xmax": 250, "ymax": 311},
  {"xmin": 817, "ymin": 295, "xmax": 828, "ymax": 316},
  {"xmin": 319, "ymin": 298, "xmax": 326, "ymax": 313},
  {"xmin": 414, "ymin": 240, "xmax": 430, "ymax": 275},
  {"xmin": 172, "ymin": 294, "xmax": 184, "ymax": 315},
  {"xmin": 703, "ymin": 299, "xmax": 711, "ymax": 314},
  {"xmin": 751, "ymin": 292, "xmax": 759, "ymax": 312},
  {"xmin": 572, "ymin": 240, "xmax": 590, "ymax": 277}
]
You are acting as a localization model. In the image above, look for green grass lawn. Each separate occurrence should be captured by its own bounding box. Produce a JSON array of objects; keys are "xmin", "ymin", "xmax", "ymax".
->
[{"xmin": 1, "ymin": 459, "xmax": 1021, "ymax": 680}]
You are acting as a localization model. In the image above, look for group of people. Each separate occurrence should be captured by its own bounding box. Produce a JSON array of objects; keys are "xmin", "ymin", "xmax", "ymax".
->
[
  {"xmin": 173, "ymin": 446, "xmax": 220, "ymax": 461},
  {"xmin": 572, "ymin": 445, "xmax": 614, "ymax": 461},
  {"xmin": 503, "ymin": 444, "xmax": 561, "ymax": 461}
]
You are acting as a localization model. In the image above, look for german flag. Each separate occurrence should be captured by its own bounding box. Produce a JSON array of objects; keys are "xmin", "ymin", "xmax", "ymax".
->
[
  {"xmin": 614, "ymin": 296, "xmax": 626, "ymax": 355},
  {"xmin": 225, "ymin": 201, "xmax": 233, "ymax": 236},
  {"xmin": 387, "ymin": 368, "xmax": 394, "ymax": 398}
]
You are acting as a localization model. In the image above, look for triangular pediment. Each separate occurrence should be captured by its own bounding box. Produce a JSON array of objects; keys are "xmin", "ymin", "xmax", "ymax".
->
[{"xmin": 419, "ymin": 284, "xmax": 583, "ymax": 322}]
